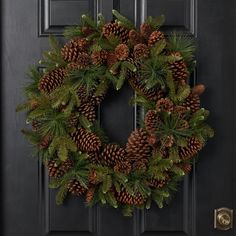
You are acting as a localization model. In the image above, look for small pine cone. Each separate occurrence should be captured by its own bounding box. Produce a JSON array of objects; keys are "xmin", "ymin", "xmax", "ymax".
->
[
  {"xmin": 68, "ymin": 179, "xmax": 86, "ymax": 196},
  {"xmin": 147, "ymin": 134, "xmax": 157, "ymax": 145},
  {"xmin": 177, "ymin": 120, "xmax": 189, "ymax": 131},
  {"xmin": 38, "ymin": 68, "xmax": 66, "ymax": 93},
  {"xmin": 30, "ymin": 100, "xmax": 39, "ymax": 110},
  {"xmin": 85, "ymin": 187, "xmax": 95, "ymax": 203},
  {"xmin": 115, "ymin": 44, "xmax": 129, "ymax": 61},
  {"xmin": 38, "ymin": 135, "xmax": 51, "ymax": 149},
  {"xmin": 77, "ymin": 86, "xmax": 90, "ymax": 104},
  {"xmin": 152, "ymin": 147, "xmax": 168, "ymax": 159},
  {"xmin": 144, "ymin": 110, "xmax": 158, "ymax": 135},
  {"xmin": 67, "ymin": 62, "xmax": 80, "ymax": 71},
  {"xmin": 61, "ymin": 38, "xmax": 88, "ymax": 62},
  {"xmin": 116, "ymin": 187, "xmax": 145, "ymax": 205},
  {"xmin": 133, "ymin": 43, "xmax": 149, "ymax": 60},
  {"xmin": 107, "ymin": 52, "xmax": 118, "ymax": 70},
  {"xmin": 47, "ymin": 159, "xmax": 74, "ymax": 178},
  {"xmin": 91, "ymin": 50, "xmax": 108, "ymax": 65},
  {"xmin": 140, "ymin": 23, "xmax": 153, "ymax": 39},
  {"xmin": 114, "ymin": 161, "xmax": 132, "ymax": 175},
  {"xmin": 87, "ymin": 152, "xmax": 100, "ymax": 164},
  {"xmin": 32, "ymin": 120, "xmax": 41, "ymax": 131},
  {"xmin": 102, "ymin": 22, "xmax": 129, "ymax": 43},
  {"xmin": 148, "ymin": 175, "xmax": 169, "ymax": 188},
  {"xmin": 92, "ymin": 93, "xmax": 106, "ymax": 105},
  {"xmin": 100, "ymin": 144, "xmax": 126, "ymax": 167},
  {"xmin": 162, "ymin": 135, "xmax": 175, "ymax": 148},
  {"xmin": 132, "ymin": 160, "xmax": 147, "ymax": 172},
  {"xmin": 82, "ymin": 26, "xmax": 95, "ymax": 37},
  {"xmin": 70, "ymin": 128, "xmax": 101, "ymax": 152},
  {"xmin": 192, "ymin": 84, "xmax": 206, "ymax": 96},
  {"xmin": 126, "ymin": 128, "xmax": 151, "ymax": 162},
  {"xmin": 182, "ymin": 93, "xmax": 200, "ymax": 113},
  {"xmin": 156, "ymin": 98, "xmax": 174, "ymax": 112},
  {"xmin": 129, "ymin": 78, "xmax": 159, "ymax": 101},
  {"xmin": 67, "ymin": 114, "xmax": 79, "ymax": 127},
  {"xmin": 148, "ymin": 31, "xmax": 165, "ymax": 48},
  {"xmin": 177, "ymin": 163, "xmax": 192, "ymax": 174},
  {"xmin": 76, "ymin": 52, "xmax": 90, "ymax": 69},
  {"xmin": 179, "ymin": 137, "xmax": 203, "ymax": 160},
  {"xmin": 78, "ymin": 102, "xmax": 96, "ymax": 122},
  {"xmin": 174, "ymin": 105, "xmax": 187, "ymax": 115},
  {"xmin": 129, "ymin": 29, "xmax": 143, "ymax": 45},
  {"xmin": 89, "ymin": 169, "xmax": 99, "ymax": 184},
  {"xmin": 169, "ymin": 52, "xmax": 189, "ymax": 82}
]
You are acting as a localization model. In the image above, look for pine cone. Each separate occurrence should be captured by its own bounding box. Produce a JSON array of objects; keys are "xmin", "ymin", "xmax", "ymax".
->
[
  {"xmin": 88, "ymin": 169, "xmax": 100, "ymax": 184},
  {"xmin": 100, "ymin": 144, "xmax": 126, "ymax": 167},
  {"xmin": 126, "ymin": 128, "xmax": 151, "ymax": 163},
  {"xmin": 148, "ymin": 175, "xmax": 169, "ymax": 188},
  {"xmin": 67, "ymin": 179, "xmax": 86, "ymax": 196},
  {"xmin": 177, "ymin": 119, "xmax": 189, "ymax": 131},
  {"xmin": 148, "ymin": 31, "xmax": 165, "ymax": 48},
  {"xmin": 76, "ymin": 52, "xmax": 90, "ymax": 69},
  {"xmin": 91, "ymin": 50, "xmax": 108, "ymax": 65},
  {"xmin": 129, "ymin": 78, "xmax": 159, "ymax": 101},
  {"xmin": 177, "ymin": 163, "xmax": 192, "ymax": 174},
  {"xmin": 70, "ymin": 128, "xmax": 101, "ymax": 152},
  {"xmin": 140, "ymin": 23, "xmax": 153, "ymax": 39},
  {"xmin": 92, "ymin": 93, "xmax": 106, "ymax": 105},
  {"xmin": 114, "ymin": 161, "xmax": 132, "ymax": 174},
  {"xmin": 85, "ymin": 187, "xmax": 95, "ymax": 203},
  {"xmin": 115, "ymin": 187, "xmax": 145, "ymax": 205},
  {"xmin": 182, "ymin": 93, "xmax": 200, "ymax": 113},
  {"xmin": 115, "ymin": 44, "xmax": 129, "ymax": 60},
  {"xmin": 161, "ymin": 135, "xmax": 175, "ymax": 148},
  {"xmin": 87, "ymin": 151, "xmax": 100, "ymax": 164},
  {"xmin": 107, "ymin": 52, "xmax": 118, "ymax": 71},
  {"xmin": 47, "ymin": 159, "xmax": 74, "ymax": 178},
  {"xmin": 77, "ymin": 86, "xmax": 90, "ymax": 104},
  {"xmin": 132, "ymin": 160, "xmax": 147, "ymax": 172},
  {"xmin": 144, "ymin": 110, "xmax": 158, "ymax": 135},
  {"xmin": 38, "ymin": 68, "xmax": 66, "ymax": 93},
  {"xmin": 38, "ymin": 135, "xmax": 51, "ymax": 149},
  {"xmin": 102, "ymin": 22, "xmax": 129, "ymax": 43},
  {"xmin": 179, "ymin": 137, "xmax": 203, "ymax": 160},
  {"xmin": 61, "ymin": 38, "xmax": 89, "ymax": 62},
  {"xmin": 133, "ymin": 43, "xmax": 149, "ymax": 60},
  {"xmin": 78, "ymin": 102, "xmax": 96, "ymax": 122},
  {"xmin": 169, "ymin": 52, "xmax": 189, "ymax": 83},
  {"xmin": 129, "ymin": 29, "xmax": 143, "ymax": 45},
  {"xmin": 147, "ymin": 134, "xmax": 158, "ymax": 145},
  {"xmin": 32, "ymin": 120, "xmax": 41, "ymax": 131},
  {"xmin": 67, "ymin": 114, "xmax": 79, "ymax": 127},
  {"xmin": 156, "ymin": 98, "xmax": 174, "ymax": 112}
]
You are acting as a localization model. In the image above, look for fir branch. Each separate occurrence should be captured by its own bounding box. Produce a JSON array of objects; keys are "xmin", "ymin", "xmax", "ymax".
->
[
  {"xmin": 112, "ymin": 9, "xmax": 135, "ymax": 29},
  {"xmin": 64, "ymin": 26, "xmax": 83, "ymax": 39}
]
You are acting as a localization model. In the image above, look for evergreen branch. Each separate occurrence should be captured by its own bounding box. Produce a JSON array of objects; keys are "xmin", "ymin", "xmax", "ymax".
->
[{"xmin": 112, "ymin": 9, "xmax": 135, "ymax": 29}]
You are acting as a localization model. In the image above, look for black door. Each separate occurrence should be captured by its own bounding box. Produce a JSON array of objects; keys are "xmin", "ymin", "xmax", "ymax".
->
[{"xmin": 1, "ymin": 0, "xmax": 236, "ymax": 236}]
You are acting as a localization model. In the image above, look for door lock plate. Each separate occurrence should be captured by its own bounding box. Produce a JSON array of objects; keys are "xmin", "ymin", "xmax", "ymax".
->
[{"xmin": 214, "ymin": 207, "xmax": 233, "ymax": 230}]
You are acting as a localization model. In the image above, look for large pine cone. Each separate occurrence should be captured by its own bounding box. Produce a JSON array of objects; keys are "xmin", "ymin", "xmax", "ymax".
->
[
  {"xmin": 115, "ymin": 188, "xmax": 145, "ymax": 205},
  {"xmin": 61, "ymin": 38, "xmax": 89, "ymax": 62},
  {"xmin": 47, "ymin": 159, "xmax": 74, "ymax": 178},
  {"xmin": 144, "ymin": 110, "xmax": 158, "ymax": 135},
  {"xmin": 148, "ymin": 31, "xmax": 165, "ymax": 48},
  {"xmin": 169, "ymin": 52, "xmax": 189, "ymax": 83},
  {"xmin": 182, "ymin": 93, "xmax": 200, "ymax": 113},
  {"xmin": 126, "ymin": 128, "xmax": 151, "ymax": 163},
  {"xmin": 148, "ymin": 175, "xmax": 169, "ymax": 188},
  {"xmin": 70, "ymin": 128, "xmax": 101, "ymax": 152},
  {"xmin": 67, "ymin": 179, "xmax": 86, "ymax": 196},
  {"xmin": 179, "ymin": 137, "xmax": 203, "ymax": 160},
  {"xmin": 78, "ymin": 102, "xmax": 96, "ymax": 122},
  {"xmin": 87, "ymin": 152, "xmax": 100, "ymax": 164},
  {"xmin": 38, "ymin": 68, "xmax": 66, "ymax": 93},
  {"xmin": 102, "ymin": 22, "xmax": 129, "ymax": 43},
  {"xmin": 100, "ymin": 144, "xmax": 126, "ymax": 167}
]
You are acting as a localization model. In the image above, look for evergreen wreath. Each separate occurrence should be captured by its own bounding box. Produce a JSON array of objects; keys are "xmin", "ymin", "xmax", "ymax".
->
[{"xmin": 17, "ymin": 10, "xmax": 214, "ymax": 216}]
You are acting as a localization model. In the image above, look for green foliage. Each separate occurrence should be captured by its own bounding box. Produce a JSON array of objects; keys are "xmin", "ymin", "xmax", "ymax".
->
[
  {"xmin": 90, "ymin": 121, "xmax": 109, "ymax": 144},
  {"xmin": 145, "ymin": 15, "xmax": 165, "ymax": 30},
  {"xmin": 21, "ymin": 129, "xmax": 41, "ymax": 145},
  {"xmin": 112, "ymin": 9, "xmax": 135, "ymax": 29},
  {"xmin": 168, "ymin": 32, "xmax": 196, "ymax": 69},
  {"xmin": 64, "ymin": 26, "xmax": 83, "ymax": 39}
]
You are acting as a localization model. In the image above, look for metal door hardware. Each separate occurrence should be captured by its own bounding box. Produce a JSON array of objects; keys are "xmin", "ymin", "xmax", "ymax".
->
[{"xmin": 214, "ymin": 207, "xmax": 233, "ymax": 230}]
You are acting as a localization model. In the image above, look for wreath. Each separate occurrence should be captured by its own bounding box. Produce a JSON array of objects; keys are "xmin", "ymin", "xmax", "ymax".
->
[{"xmin": 17, "ymin": 10, "xmax": 214, "ymax": 216}]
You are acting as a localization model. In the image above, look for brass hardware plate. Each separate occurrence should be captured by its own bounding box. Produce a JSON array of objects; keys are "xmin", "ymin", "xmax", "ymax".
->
[{"xmin": 214, "ymin": 207, "xmax": 233, "ymax": 230}]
